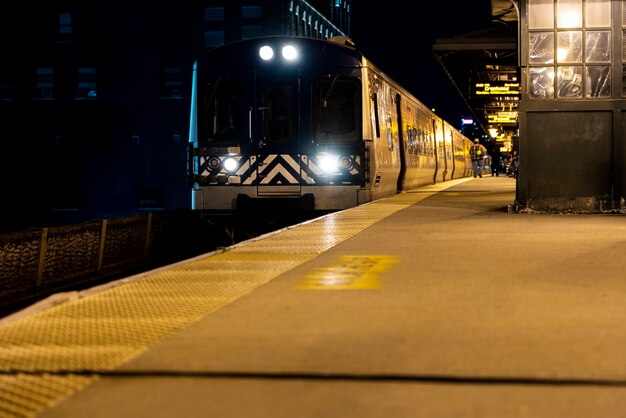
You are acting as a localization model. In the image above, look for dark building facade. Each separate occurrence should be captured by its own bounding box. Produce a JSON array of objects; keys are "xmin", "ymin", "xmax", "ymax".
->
[{"xmin": 0, "ymin": 1, "xmax": 350, "ymax": 232}]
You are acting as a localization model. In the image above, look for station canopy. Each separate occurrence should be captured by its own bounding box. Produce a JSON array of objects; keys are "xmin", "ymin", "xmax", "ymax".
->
[{"xmin": 432, "ymin": 0, "xmax": 518, "ymax": 137}]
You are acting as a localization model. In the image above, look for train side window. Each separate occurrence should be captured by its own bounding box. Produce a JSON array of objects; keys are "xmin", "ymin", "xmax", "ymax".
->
[
  {"xmin": 415, "ymin": 128, "xmax": 422, "ymax": 154},
  {"xmin": 264, "ymin": 85, "xmax": 293, "ymax": 143},
  {"xmin": 203, "ymin": 77, "xmax": 243, "ymax": 143},
  {"xmin": 313, "ymin": 76, "xmax": 361, "ymax": 144},
  {"xmin": 372, "ymin": 92, "xmax": 380, "ymax": 138}
]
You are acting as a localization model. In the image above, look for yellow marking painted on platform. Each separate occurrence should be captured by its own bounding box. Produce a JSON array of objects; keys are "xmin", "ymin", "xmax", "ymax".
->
[{"xmin": 296, "ymin": 255, "xmax": 399, "ymax": 289}]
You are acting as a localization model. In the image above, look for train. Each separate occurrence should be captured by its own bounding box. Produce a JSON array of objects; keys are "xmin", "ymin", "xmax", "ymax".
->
[{"xmin": 187, "ymin": 35, "xmax": 474, "ymax": 213}]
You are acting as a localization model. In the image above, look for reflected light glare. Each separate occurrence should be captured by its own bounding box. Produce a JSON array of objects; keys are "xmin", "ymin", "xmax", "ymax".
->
[
  {"xmin": 557, "ymin": 48, "xmax": 568, "ymax": 62},
  {"xmin": 282, "ymin": 45, "xmax": 298, "ymax": 61},
  {"xmin": 320, "ymin": 272, "xmax": 350, "ymax": 286},
  {"xmin": 259, "ymin": 45, "xmax": 274, "ymax": 60},
  {"xmin": 321, "ymin": 216, "xmax": 337, "ymax": 247}
]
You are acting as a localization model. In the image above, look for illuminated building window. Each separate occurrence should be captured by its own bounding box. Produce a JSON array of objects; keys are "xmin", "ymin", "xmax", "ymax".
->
[
  {"xmin": 160, "ymin": 66, "xmax": 182, "ymax": 99},
  {"xmin": 528, "ymin": 0, "xmax": 611, "ymax": 99},
  {"xmin": 76, "ymin": 67, "xmax": 97, "ymax": 99},
  {"xmin": 34, "ymin": 67, "xmax": 54, "ymax": 100},
  {"xmin": 58, "ymin": 12, "xmax": 72, "ymax": 34},
  {"xmin": 242, "ymin": 6, "xmax": 262, "ymax": 39},
  {"xmin": 204, "ymin": 7, "xmax": 224, "ymax": 48}
]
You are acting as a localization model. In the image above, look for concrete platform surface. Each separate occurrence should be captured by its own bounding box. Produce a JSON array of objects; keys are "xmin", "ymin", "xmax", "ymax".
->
[{"xmin": 2, "ymin": 176, "xmax": 626, "ymax": 417}]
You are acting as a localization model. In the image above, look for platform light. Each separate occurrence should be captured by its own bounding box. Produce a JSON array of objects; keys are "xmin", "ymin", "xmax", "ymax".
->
[
  {"xmin": 281, "ymin": 44, "xmax": 298, "ymax": 61},
  {"xmin": 259, "ymin": 45, "xmax": 274, "ymax": 60}
]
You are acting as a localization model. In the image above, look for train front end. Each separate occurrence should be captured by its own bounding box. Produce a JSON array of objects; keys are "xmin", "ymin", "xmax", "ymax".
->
[{"xmin": 188, "ymin": 36, "xmax": 367, "ymax": 213}]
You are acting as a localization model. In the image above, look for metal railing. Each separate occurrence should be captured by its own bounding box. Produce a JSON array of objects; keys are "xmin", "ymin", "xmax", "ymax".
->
[{"xmin": 0, "ymin": 211, "xmax": 209, "ymax": 311}]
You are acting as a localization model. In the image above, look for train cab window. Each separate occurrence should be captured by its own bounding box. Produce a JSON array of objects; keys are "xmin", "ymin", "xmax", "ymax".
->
[
  {"xmin": 203, "ymin": 77, "xmax": 243, "ymax": 143},
  {"xmin": 263, "ymin": 85, "xmax": 293, "ymax": 143},
  {"xmin": 313, "ymin": 76, "xmax": 360, "ymax": 144}
]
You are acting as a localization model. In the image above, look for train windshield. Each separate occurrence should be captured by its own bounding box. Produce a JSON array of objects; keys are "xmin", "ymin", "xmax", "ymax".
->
[
  {"xmin": 202, "ymin": 76, "xmax": 243, "ymax": 143},
  {"xmin": 313, "ymin": 76, "xmax": 360, "ymax": 144}
]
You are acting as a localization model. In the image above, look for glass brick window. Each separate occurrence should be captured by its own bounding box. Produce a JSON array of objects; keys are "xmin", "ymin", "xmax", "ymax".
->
[
  {"xmin": 621, "ymin": 0, "xmax": 626, "ymax": 95},
  {"xmin": 528, "ymin": 0, "xmax": 611, "ymax": 99}
]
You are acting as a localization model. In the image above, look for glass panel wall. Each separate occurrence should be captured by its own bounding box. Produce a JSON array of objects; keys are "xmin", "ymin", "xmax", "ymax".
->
[{"xmin": 528, "ymin": 0, "xmax": 612, "ymax": 99}]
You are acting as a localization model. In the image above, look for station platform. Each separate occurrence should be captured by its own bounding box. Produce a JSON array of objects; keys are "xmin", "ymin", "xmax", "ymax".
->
[{"xmin": 2, "ymin": 176, "xmax": 626, "ymax": 417}]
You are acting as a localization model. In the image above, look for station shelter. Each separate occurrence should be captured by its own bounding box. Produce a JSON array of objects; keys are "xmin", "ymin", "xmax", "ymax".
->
[{"xmin": 516, "ymin": 0, "xmax": 626, "ymax": 212}]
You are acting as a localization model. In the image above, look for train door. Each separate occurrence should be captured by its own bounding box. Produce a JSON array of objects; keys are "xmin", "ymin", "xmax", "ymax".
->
[
  {"xmin": 449, "ymin": 130, "xmax": 457, "ymax": 179},
  {"xmin": 254, "ymin": 75, "xmax": 302, "ymax": 197},
  {"xmin": 443, "ymin": 128, "xmax": 453, "ymax": 181},
  {"xmin": 395, "ymin": 93, "xmax": 407, "ymax": 191},
  {"xmin": 432, "ymin": 118, "xmax": 443, "ymax": 183}
]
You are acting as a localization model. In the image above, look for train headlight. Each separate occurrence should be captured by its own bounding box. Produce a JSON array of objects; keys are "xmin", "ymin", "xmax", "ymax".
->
[
  {"xmin": 281, "ymin": 44, "xmax": 298, "ymax": 61},
  {"xmin": 318, "ymin": 154, "xmax": 339, "ymax": 174},
  {"xmin": 259, "ymin": 45, "xmax": 274, "ymax": 61},
  {"xmin": 223, "ymin": 157, "xmax": 239, "ymax": 173}
]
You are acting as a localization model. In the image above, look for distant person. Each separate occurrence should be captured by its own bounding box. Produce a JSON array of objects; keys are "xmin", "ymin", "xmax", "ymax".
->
[
  {"xmin": 507, "ymin": 151, "xmax": 519, "ymax": 178},
  {"xmin": 469, "ymin": 138, "xmax": 486, "ymax": 178},
  {"xmin": 490, "ymin": 145, "xmax": 502, "ymax": 177}
]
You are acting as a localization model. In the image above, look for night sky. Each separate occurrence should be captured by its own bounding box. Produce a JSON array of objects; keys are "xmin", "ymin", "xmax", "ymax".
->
[{"xmin": 350, "ymin": 1, "xmax": 494, "ymax": 128}]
